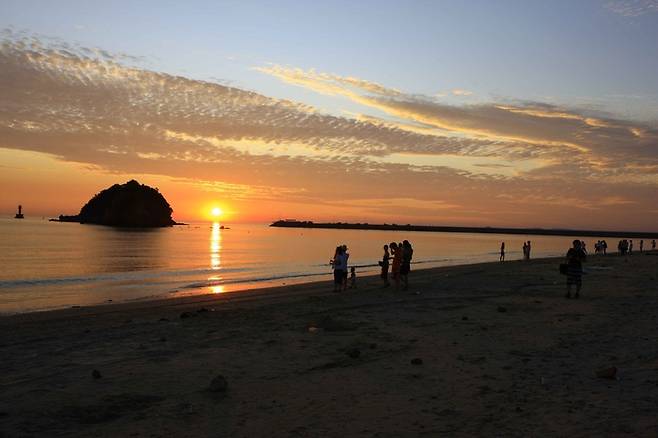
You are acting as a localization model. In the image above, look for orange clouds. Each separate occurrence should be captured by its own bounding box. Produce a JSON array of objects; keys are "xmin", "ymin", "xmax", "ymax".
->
[{"xmin": 1, "ymin": 31, "xmax": 657, "ymax": 230}]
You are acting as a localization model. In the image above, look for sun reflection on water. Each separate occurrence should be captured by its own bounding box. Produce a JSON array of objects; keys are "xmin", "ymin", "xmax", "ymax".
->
[
  {"xmin": 210, "ymin": 285, "xmax": 225, "ymax": 294},
  {"xmin": 209, "ymin": 222, "xmax": 223, "ymax": 292}
]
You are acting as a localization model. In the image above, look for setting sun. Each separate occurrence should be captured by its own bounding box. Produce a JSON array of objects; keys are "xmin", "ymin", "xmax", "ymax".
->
[{"xmin": 211, "ymin": 207, "xmax": 223, "ymax": 218}]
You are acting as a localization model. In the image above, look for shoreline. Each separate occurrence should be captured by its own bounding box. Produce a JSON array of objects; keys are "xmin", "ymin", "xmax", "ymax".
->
[
  {"xmin": 3, "ymin": 251, "xmax": 655, "ymax": 320},
  {"xmin": 3, "ymin": 254, "xmax": 574, "ymax": 318}
]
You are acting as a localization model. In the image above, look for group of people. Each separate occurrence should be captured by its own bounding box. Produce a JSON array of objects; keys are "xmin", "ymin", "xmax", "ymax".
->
[
  {"xmin": 499, "ymin": 240, "xmax": 532, "ymax": 261},
  {"xmin": 330, "ymin": 244, "xmax": 355, "ymax": 292},
  {"xmin": 331, "ymin": 234, "xmax": 655, "ymax": 296},
  {"xmin": 330, "ymin": 240, "xmax": 414, "ymax": 292},
  {"xmin": 522, "ymin": 241, "xmax": 532, "ymax": 260},
  {"xmin": 617, "ymin": 239, "xmax": 656, "ymax": 255},
  {"xmin": 378, "ymin": 240, "xmax": 413, "ymax": 291},
  {"xmin": 593, "ymin": 240, "xmax": 608, "ymax": 255}
]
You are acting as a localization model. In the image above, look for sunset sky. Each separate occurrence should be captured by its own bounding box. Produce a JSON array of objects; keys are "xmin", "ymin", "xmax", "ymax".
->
[{"xmin": 1, "ymin": 0, "xmax": 657, "ymax": 229}]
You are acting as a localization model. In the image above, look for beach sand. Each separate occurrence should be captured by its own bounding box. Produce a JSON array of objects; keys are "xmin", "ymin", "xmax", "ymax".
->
[{"xmin": 1, "ymin": 252, "xmax": 658, "ymax": 437}]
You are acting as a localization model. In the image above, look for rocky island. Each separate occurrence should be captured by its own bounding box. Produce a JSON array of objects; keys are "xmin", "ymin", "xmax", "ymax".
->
[{"xmin": 54, "ymin": 180, "xmax": 180, "ymax": 227}]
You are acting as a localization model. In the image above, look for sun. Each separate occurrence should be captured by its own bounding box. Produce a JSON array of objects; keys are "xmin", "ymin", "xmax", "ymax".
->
[{"xmin": 211, "ymin": 207, "xmax": 223, "ymax": 218}]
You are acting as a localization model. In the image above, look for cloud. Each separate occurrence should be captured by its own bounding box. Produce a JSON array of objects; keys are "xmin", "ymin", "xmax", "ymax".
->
[
  {"xmin": 257, "ymin": 64, "xmax": 658, "ymax": 176},
  {"xmin": 605, "ymin": 0, "xmax": 658, "ymax": 16},
  {"xmin": 1, "ymin": 30, "xmax": 657, "ymax": 229},
  {"xmin": 451, "ymin": 89, "xmax": 473, "ymax": 96}
]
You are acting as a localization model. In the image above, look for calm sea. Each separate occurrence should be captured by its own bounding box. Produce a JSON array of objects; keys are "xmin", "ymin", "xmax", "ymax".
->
[{"xmin": 0, "ymin": 218, "xmax": 617, "ymax": 314}]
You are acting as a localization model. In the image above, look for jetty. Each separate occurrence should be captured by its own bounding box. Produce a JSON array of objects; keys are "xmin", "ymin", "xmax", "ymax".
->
[
  {"xmin": 14, "ymin": 205, "xmax": 24, "ymax": 219},
  {"xmin": 270, "ymin": 220, "xmax": 658, "ymax": 239}
]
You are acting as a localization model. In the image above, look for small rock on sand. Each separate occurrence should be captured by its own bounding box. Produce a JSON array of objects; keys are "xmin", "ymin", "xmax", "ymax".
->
[
  {"xmin": 317, "ymin": 315, "xmax": 355, "ymax": 332},
  {"xmin": 411, "ymin": 358, "xmax": 423, "ymax": 365},
  {"xmin": 346, "ymin": 348, "xmax": 361, "ymax": 359},
  {"xmin": 209, "ymin": 375, "xmax": 228, "ymax": 393},
  {"xmin": 92, "ymin": 369, "xmax": 102, "ymax": 379},
  {"xmin": 497, "ymin": 306, "xmax": 507, "ymax": 313}
]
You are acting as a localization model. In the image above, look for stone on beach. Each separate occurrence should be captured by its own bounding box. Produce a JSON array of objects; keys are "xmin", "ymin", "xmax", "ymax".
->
[
  {"xmin": 209, "ymin": 375, "xmax": 228, "ymax": 393},
  {"xmin": 316, "ymin": 315, "xmax": 356, "ymax": 332},
  {"xmin": 346, "ymin": 348, "xmax": 361, "ymax": 359}
]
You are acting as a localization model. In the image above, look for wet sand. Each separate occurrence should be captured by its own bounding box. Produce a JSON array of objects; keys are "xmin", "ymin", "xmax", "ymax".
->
[{"xmin": 1, "ymin": 252, "xmax": 658, "ymax": 437}]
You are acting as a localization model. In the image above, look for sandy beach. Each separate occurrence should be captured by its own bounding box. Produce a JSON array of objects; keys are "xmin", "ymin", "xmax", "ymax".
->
[{"xmin": 2, "ymin": 252, "xmax": 658, "ymax": 437}]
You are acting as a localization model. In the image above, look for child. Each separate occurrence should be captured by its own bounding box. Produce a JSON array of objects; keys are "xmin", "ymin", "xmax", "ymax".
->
[{"xmin": 349, "ymin": 266, "xmax": 357, "ymax": 289}]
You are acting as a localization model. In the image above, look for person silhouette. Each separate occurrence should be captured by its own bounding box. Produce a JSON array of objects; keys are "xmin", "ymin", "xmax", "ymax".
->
[
  {"xmin": 400, "ymin": 240, "xmax": 413, "ymax": 291},
  {"xmin": 390, "ymin": 242, "xmax": 402, "ymax": 291},
  {"xmin": 565, "ymin": 240, "xmax": 587, "ymax": 299},
  {"xmin": 500, "ymin": 242, "xmax": 505, "ymax": 262},
  {"xmin": 379, "ymin": 244, "xmax": 390, "ymax": 287}
]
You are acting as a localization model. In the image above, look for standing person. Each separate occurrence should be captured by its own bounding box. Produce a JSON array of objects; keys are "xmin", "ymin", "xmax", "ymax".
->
[
  {"xmin": 522, "ymin": 242, "xmax": 528, "ymax": 260},
  {"xmin": 390, "ymin": 242, "xmax": 402, "ymax": 291},
  {"xmin": 332, "ymin": 246, "xmax": 346, "ymax": 293},
  {"xmin": 400, "ymin": 240, "xmax": 413, "ymax": 291},
  {"xmin": 349, "ymin": 267, "xmax": 357, "ymax": 289},
  {"xmin": 640, "ymin": 240, "xmax": 644, "ymax": 253},
  {"xmin": 602, "ymin": 240, "xmax": 608, "ymax": 255},
  {"xmin": 379, "ymin": 244, "xmax": 390, "ymax": 287},
  {"xmin": 629, "ymin": 240, "xmax": 634, "ymax": 255},
  {"xmin": 527, "ymin": 241, "xmax": 532, "ymax": 259},
  {"xmin": 500, "ymin": 242, "xmax": 505, "ymax": 261},
  {"xmin": 652, "ymin": 239, "xmax": 656, "ymax": 251},
  {"xmin": 342, "ymin": 244, "xmax": 350, "ymax": 291},
  {"xmin": 565, "ymin": 240, "xmax": 587, "ymax": 299}
]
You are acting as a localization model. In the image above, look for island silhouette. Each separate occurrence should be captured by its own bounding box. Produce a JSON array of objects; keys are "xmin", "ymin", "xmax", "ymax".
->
[{"xmin": 54, "ymin": 180, "xmax": 179, "ymax": 227}]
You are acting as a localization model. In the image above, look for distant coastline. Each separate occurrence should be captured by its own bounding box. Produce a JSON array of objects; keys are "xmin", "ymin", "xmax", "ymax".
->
[{"xmin": 270, "ymin": 220, "xmax": 658, "ymax": 239}]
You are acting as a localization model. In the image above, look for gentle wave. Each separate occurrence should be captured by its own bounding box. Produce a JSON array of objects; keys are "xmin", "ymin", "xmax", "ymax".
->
[{"xmin": 0, "ymin": 266, "xmax": 252, "ymax": 289}]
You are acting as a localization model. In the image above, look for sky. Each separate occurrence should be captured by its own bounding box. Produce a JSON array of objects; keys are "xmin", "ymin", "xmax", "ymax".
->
[{"xmin": 1, "ymin": 0, "xmax": 657, "ymax": 229}]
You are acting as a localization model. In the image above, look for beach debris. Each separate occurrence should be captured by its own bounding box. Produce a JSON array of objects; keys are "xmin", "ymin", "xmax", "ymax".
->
[
  {"xmin": 462, "ymin": 316, "xmax": 468, "ymax": 321},
  {"xmin": 197, "ymin": 307, "xmax": 210, "ymax": 313},
  {"xmin": 209, "ymin": 375, "xmax": 228, "ymax": 393},
  {"xmin": 308, "ymin": 326, "xmax": 319, "ymax": 332},
  {"xmin": 596, "ymin": 367, "xmax": 618, "ymax": 380},
  {"xmin": 159, "ymin": 317, "xmax": 169, "ymax": 322},
  {"xmin": 497, "ymin": 306, "xmax": 507, "ymax": 313},
  {"xmin": 159, "ymin": 337, "xmax": 167, "ymax": 342},
  {"xmin": 369, "ymin": 343, "xmax": 378, "ymax": 349},
  {"xmin": 92, "ymin": 369, "xmax": 102, "ymax": 379},
  {"xmin": 179, "ymin": 311, "xmax": 196, "ymax": 319},
  {"xmin": 411, "ymin": 358, "xmax": 423, "ymax": 365},
  {"xmin": 346, "ymin": 348, "xmax": 361, "ymax": 359}
]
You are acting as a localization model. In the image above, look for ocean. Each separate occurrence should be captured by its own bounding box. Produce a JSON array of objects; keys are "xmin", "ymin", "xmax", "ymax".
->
[{"xmin": 0, "ymin": 218, "xmax": 618, "ymax": 313}]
